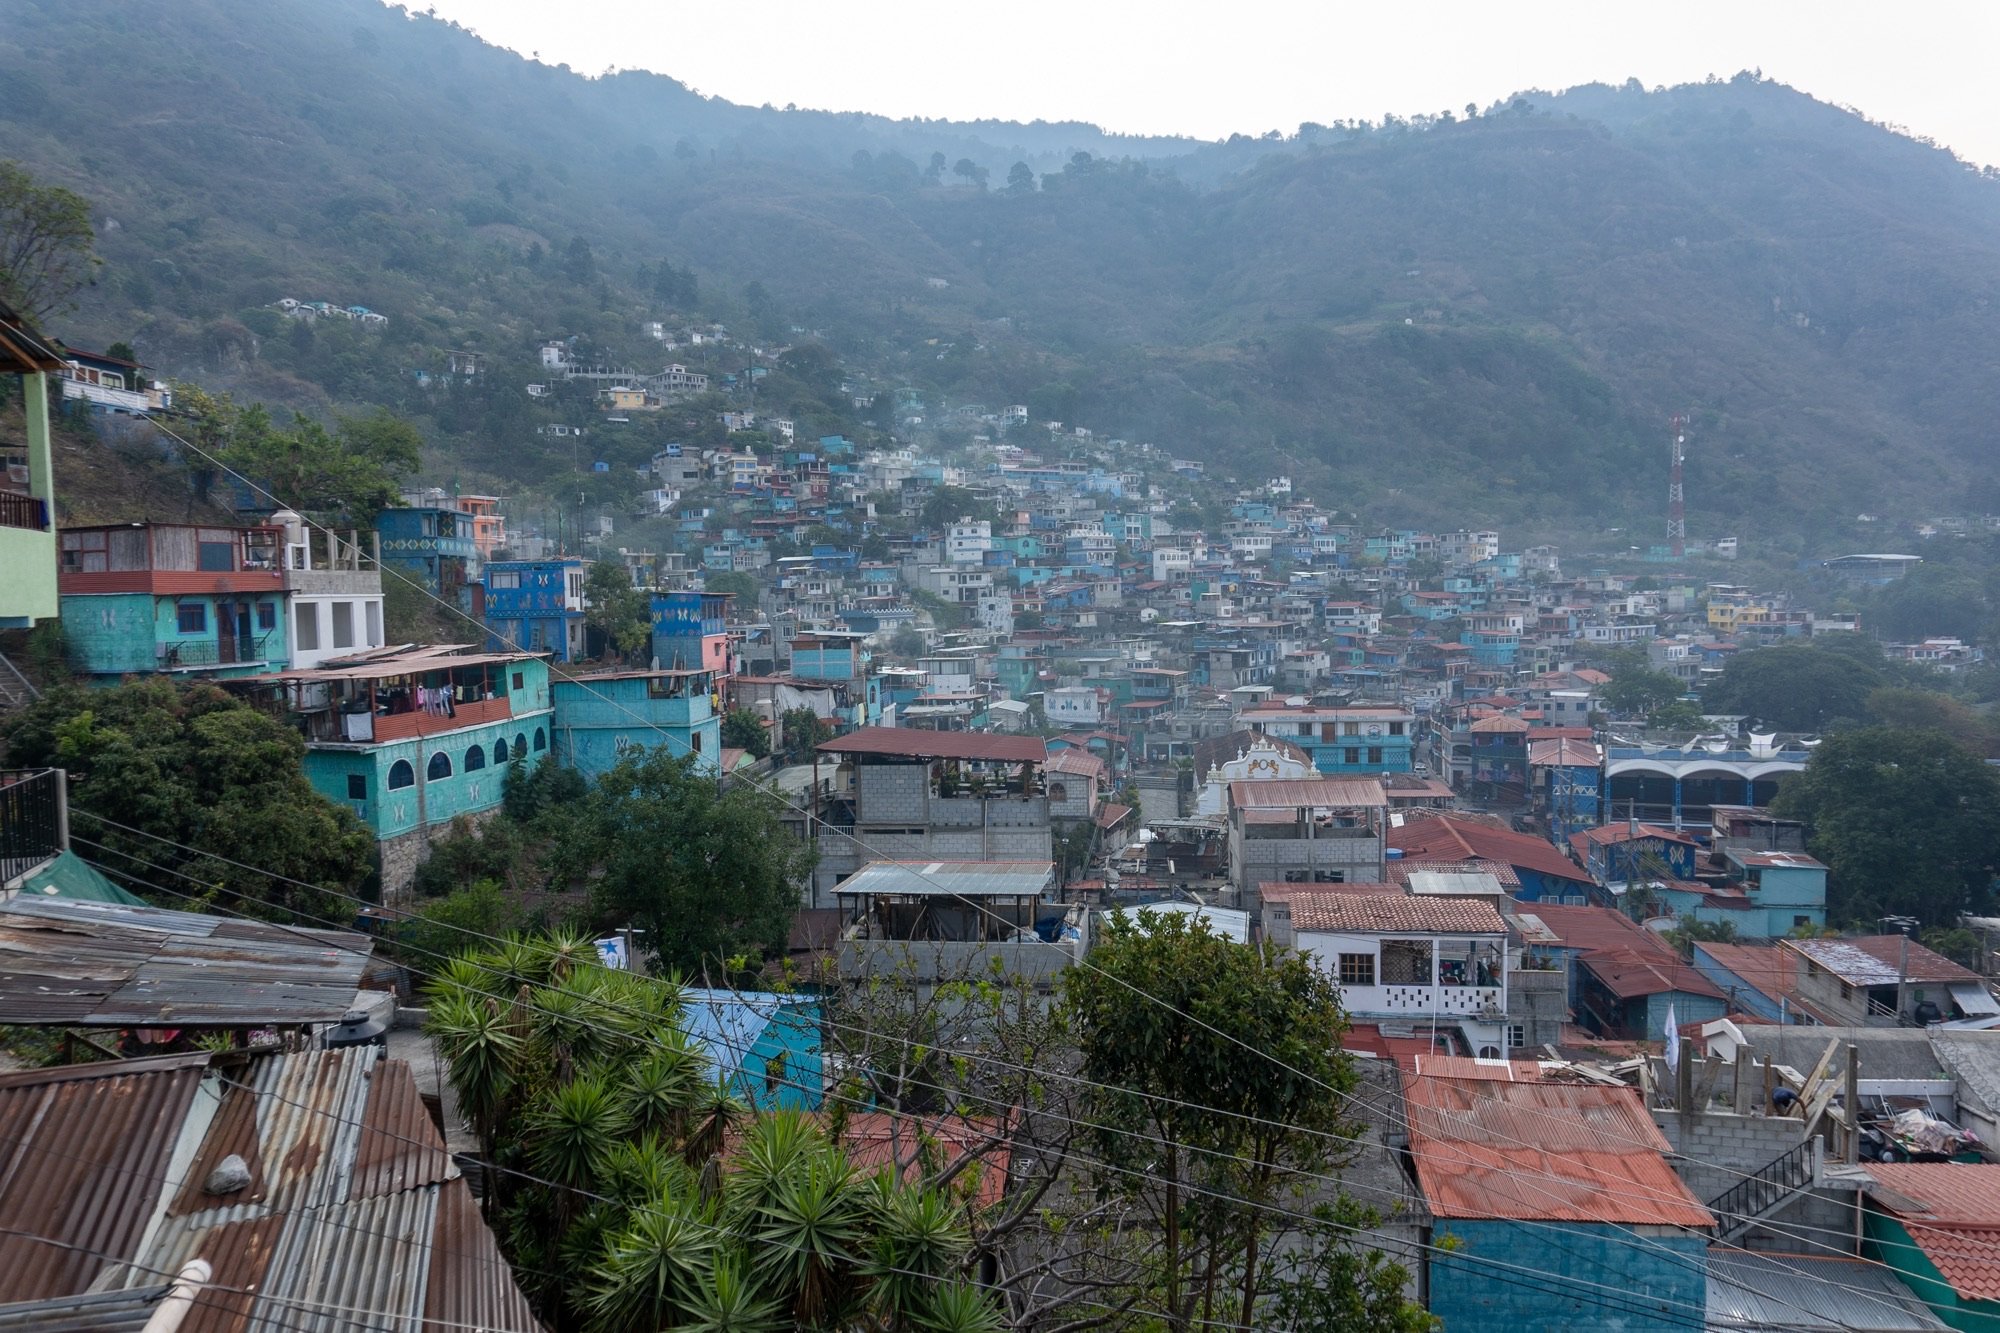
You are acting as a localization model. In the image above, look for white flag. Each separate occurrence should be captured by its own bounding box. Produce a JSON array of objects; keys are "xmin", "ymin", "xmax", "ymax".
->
[{"xmin": 1663, "ymin": 1003, "xmax": 1681, "ymax": 1072}]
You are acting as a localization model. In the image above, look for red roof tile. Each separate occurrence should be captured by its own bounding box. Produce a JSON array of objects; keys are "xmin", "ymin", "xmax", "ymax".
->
[
  {"xmin": 1402, "ymin": 1075, "xmax": 1714, "ymax": 1227},
  {"xmin": 1387, "ymin": 815, "xmax": 1589, "ymax": 885},
  {"xmin": 1867, "ymin": 1164, "xmax": 2000, "ymax": 1300}
]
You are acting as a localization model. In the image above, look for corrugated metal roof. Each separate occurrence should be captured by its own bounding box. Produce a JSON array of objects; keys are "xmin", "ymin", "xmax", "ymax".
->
[
  {"xmin": 835, "ymin": 861, "xmax": 1055, "ymax": 898},
  {"xmin": 0, "ymin": 1050, "xmax": 540, "ymax": 1331},
  {"xmin": 1706, "ymin": 1251, "xmax": 1948, "ymax": 1331},
  {"xmin": 0, "ymin": 1056, "xmax": 210, "ymax": 1302},
  {"xmin": 0, "ymin": 1284, "xmax": 170, "ymax": 1331},
  {"xmin": 0, "ymin": 898, "xmax": 370, "ymax": 1028},
  {"xmin": 1788, "ymin": 936, "xmax": 1979, "ymax": 986},
  {"xmin": 818, "ymin": 727, "xmax": 1047, "ymax": 763},
  {"xmin": 1404, "ymin": 870, "xmax": 1506, "ymax": 898},
  {"xmin": 1103, "ymin": 901, "xmax": 1251, "ymax": 943},
  {"xmin": 1402, "ymin": 1073, "xmax": 1714, "ymax": 1227},
  {"xmin": 1286, "ymin": 893, "xmax": 1507, "ymax": 936},
  {"xmin": 1226, "ymin": 778, "xmax": 1387, "ymax": 809}
]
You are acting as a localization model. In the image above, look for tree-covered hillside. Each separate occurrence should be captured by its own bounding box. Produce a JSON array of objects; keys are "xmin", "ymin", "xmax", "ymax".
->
[{"xmin": 11, "ymin": 0, "xmax": 2000, "ymax": 539}]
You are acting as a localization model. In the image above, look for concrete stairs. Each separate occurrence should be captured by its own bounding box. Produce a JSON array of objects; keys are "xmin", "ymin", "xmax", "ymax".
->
[{"xmin": 1706, "ymin": 1138, "xmax": 1823, "ymax": 1244}]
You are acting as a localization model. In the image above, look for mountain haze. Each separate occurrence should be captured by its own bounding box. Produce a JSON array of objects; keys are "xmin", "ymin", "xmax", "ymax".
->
[{"xmin": 10, "ymin": 0, "xmax": 2000, "ymax": 541}]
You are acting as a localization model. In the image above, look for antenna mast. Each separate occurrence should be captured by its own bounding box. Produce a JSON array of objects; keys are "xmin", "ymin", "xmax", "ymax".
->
[{"xmin": 1667, "ymin": 415, "xmax": 1687, "ymax": 560}]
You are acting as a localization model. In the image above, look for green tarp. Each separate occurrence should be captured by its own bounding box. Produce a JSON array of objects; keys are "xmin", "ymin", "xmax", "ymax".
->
[{"xmin": 15, "ymin": 850, "xmax": 146, "ymax": 905}]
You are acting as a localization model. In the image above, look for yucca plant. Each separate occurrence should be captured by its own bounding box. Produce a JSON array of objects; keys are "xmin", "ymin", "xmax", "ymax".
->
[
  {"xmin": 748, "ymin": 1151, "xmax": 867, "ymax": 1328},
  {"xmin": 527, "ymin": 1073, "xmax": 630, "ymax": 1197},
  {"xmin": 425, "ymin": 990, "xmax": 518, "ymax": 1160},
  {"xmin": 668, "ymin": 1253, "xmax": 784, "ymax": 1333},
  {"xmin": 624, "ymin": 1036, "xmax": 707, "ymax": 1144},
  {"xmin": 585, "ymin": 1195, "xmax": 720, "ymax": 1333}
]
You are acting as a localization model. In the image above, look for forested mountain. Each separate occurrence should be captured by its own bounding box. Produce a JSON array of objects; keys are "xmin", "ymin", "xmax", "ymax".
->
[{"xmin": 11, "ymin": 0, "xmax": 2000, "ymax": 540}]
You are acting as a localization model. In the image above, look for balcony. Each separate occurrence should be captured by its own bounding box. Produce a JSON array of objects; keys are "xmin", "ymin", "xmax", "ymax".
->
[
  {"xmin": 0, "ymin": 491, "xmax": 49, "ymax": 532},
  {"xmin": 155, "ymin": 633, "xmax": 275, "ymax": 671},
  {"xmin": 0, "ymin": 768, "xmax": 66, "ymax": 885},
  {"xmin": 324, "ymin": 695, "xmax": 516, "ymax": 745}
]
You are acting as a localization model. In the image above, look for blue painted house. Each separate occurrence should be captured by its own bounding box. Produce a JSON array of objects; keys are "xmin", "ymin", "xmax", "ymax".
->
[
  {"xmin": 375, "ymin": 507, "xmax": 478, "ymax": 607},
  {"xmin": 551, "ymin": 667, "xmax": 720, "ymax": 779},
  {"xmin": 652, "ymin": 590, "xmax": 732, "ymax": 676},
  {"xmin": 1406, "ymin": 1069, "xmax": 1715, "ymax": 1333},
  {"xmin": 681, "ymin": 987, "xmax": 823, "ymax": 1111},
  {"xmin": 483, "ymin": 558, "xmax": 588, "ymax": 662}
]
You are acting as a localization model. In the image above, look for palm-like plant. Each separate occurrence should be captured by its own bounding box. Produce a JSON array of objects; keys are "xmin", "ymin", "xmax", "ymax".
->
[
  {"xmin": 585, "ymin": 1195, "xmax": 721, "ymax": 1333},
  {"xmin": 748, "ymin": 1151, "xmax": 868, "ymax": 1327},
  {"xmin": 917, "ymin": 1280, "xmax": 1007, "ymax": 1333},
  {"xmin": 625, "ymin": 1036, "xmax": 707, "ymax": 1143},
  {"xmin": 528, "ymin": 1073, "xmax": 630, "ymax": 1197},
  {"xmin": 426, "ymin": 990, "xmax": 519, "ymax": 1159},
  {"xmin": 863, "ymin": 1180, "xmax": 973, "ymax": 1328},
  {"xmin": 669, "ymin": 1254, "xmax": 785, "ymax": 1333},
  {"xmin": 683, "ymin": 1077, "xmax": 747, "ymax": 1167}
]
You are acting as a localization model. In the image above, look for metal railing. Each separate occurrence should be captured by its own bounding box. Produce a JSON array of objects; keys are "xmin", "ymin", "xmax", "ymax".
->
[
  {"xmin": 0, "ymin": 768, "xmax": 66, "ymax": 884},
  {"xmin": 1706, "ymin": 1138, "xmax": 1819, "ymax": 1237},
  {"xmin": 157, "ymin": 633, "xmax": 273, "ymax": 669},
  {"xmin": 0, "ymin": 490, "xmax": 49, "ymax": 531}
]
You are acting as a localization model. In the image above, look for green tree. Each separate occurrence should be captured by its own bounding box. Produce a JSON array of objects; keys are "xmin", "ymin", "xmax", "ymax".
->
[
  {"xmin": 0, "ymin": 680, "xmax": 374, "ymax": 919},
  {"xmin": 1649, "ymin": 698, "xmax": 1707, "ymax": 731},
  {"xmin": 0, "ymin": 160, "xmax": 98, "ymax": 322},
  {"xmin": 561, "ymin": 750, "xmax": 810, "ymax": 975},
  {"xmin": 210, "ymin": 405, "xmax": 421, "ymax": 521},
  {"xmin": 1005, "ymin": 161, "xmax": 1036, "ymax": 195},
  {"xmin": 1703, "ymin": 645, "xmax": 1881, "ymax": 731},
  {"xmin": 951, "ymin": 158, "xmax": 989, "ymax": 189},
  {"xmin": 1772, "ymin": 726, "xmax": 2000, "ymax": 924},
  {"xmin": 1063, "ymin": 910, "xmax": 1422, "ymax": 1331},
  {"xmin": 703, "ymin": 570, "xmax": 759, "ymax": 612},
  {"xmin": 1601, "ymin": 667, "xmax": 1687, "ymax": 718},
  {"xmin": 584, "ymin": 560, "xmax": 651, "ymax": 661},
  {"xmin": 776, "ymin": 707, "xmax": 833, "ymax": 765},
  {"xmin": 723, "ymin": 708, "xmax": 771, "ymax": 758}
]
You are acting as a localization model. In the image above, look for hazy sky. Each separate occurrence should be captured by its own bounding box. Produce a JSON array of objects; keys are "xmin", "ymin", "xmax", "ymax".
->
[{"xmin": 415, "ymin": 0, "xmax": 2000, "ymax": 166}]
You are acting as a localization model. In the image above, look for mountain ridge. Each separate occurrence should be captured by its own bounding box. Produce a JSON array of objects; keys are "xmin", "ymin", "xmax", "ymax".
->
[{"xmin": 10, "ymin": 0, "xmax": 2000, "ymax": 542}]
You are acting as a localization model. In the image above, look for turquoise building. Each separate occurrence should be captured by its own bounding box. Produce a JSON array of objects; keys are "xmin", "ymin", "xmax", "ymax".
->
[
  {"xmin": 234, "ymin": 645, "xmax": 554, "ymax": 902},
  {"xmin": 551, "ymin": 667, "xmax": 720, "ymax": 779},
  {"xmin": 681, "ymin": 988, "xmax": 823, "ymax": 1111},
  {"xmin": 375, "ymin": 507, "xmax": 478, "ymax": 605},
  {"xmin": 58, "ymin": 523, "xmax": 290, "ymax": 680}
]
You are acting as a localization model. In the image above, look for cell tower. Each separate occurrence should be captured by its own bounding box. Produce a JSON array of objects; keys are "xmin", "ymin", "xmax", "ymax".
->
[{"xmin": 1667, "ymin": 415, "xmax": 1688, "ymax": 560}]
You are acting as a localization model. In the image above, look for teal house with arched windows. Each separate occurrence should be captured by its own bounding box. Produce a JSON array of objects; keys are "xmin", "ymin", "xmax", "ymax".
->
[{"xmin": 227, "ymin": 645, "xmax": 554, "ymax": 904}]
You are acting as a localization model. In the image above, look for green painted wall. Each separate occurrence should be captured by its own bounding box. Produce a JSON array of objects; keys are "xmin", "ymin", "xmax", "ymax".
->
[
  {"xmin": 61, "ymin": 592, "xmax": 289, "ymax": 678},
  {"xmin": 1863, "ymin": 1208, "xmax": 2000, "ymax": 1332},
  {"xmin": 0, "ymin": 370, "xmax": 57, "ymax": 628}
]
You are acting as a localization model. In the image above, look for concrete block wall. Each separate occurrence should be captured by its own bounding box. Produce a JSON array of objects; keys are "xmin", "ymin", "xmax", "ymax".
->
[
  {"xmin": 855, "ymin": 765, "xmax": 928, "ymax": 823},
  {"xmin": 1656, "ymin": 1110, "xmax": 1856, "ymax": 1255}
]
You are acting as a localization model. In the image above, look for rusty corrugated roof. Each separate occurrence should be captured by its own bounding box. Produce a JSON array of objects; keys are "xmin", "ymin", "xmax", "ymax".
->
[
  {"xmin": 0, "ymin": 1050, "xmax": 541, "ymax": 1331},
  {"xmin": 1402, "ymin": 1073, "xmax": 1714, "ymax": 1227}
]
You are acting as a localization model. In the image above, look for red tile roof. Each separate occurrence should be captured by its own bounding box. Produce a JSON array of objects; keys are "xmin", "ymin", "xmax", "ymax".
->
[
  {"xmin": 1514, "ymin": 904, "xmax": 1724, "ymax": 1000},
  {"xmin": 1867, "ymin": 1164, "xmax": 2000, "ymax": 1300},
  {"xmin": 1045, "ymin": 749, "xmax": 1107, "ymax": 780},
  {"xmin": 1387, "ymin": 815, "xmax": 1589, "ymax": 885},
  {"xmin": 1095, "ymin": 801, "xmax": 1134, "ymax": 831},
  {"xmin": 1402, "ymin": 1074, "xmax": 1714, "ymax": 1227},
  {"xmin": 818, "ymin": 727, "xmax": 1046, "ymax": 763},
  {"xmin": 1278, "ymin": 892, "xmax": 1507, "ymax": 935}
]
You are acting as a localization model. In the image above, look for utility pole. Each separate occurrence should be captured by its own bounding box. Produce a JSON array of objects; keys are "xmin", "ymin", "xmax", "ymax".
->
[{"xmin": 1667, "ymin": 415, "xmax": 1688, "ymax": 561}]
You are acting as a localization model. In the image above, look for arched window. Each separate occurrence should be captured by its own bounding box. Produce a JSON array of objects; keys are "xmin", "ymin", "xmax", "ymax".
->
[
  {"xmin": 513, "ymin": 733, "xmax": 528, "ymax": 760},
  {"xmin": 464, "ymin": 745, "xmax": 486, "ymax": 772},
  {"xmin": 428, "ymin": 751, "xmax": 452, "ymax": 781},
  {"xmin": 533, "ymin": 727, "xmax": 547, "ymax": 752},
  {"xmin": 387, "ymin": 759, "xmax": 414, "ymax": 790},
  {"xmin": 492, "ymin": 742, "xmax": 510, "ymax": 765}
]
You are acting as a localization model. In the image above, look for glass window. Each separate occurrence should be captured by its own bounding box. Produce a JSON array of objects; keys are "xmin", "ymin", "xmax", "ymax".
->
[
  {"xmin": 533, "ymin": 727, "xmax": 546, "ymax": 752},
  {"xmin": 1508, "ymin": 1025, "xmax": 1526, "ymax": 1048},
  {"xmin": 514, "ymin": 733, "xmax": 528, "ymax": 760},
  {"xmin": 1338, "ymin": 953, "xmax": 1375, "ymax": 986},
  {"xmin": 197, "ymin": 540, "xmax": 235, "ymax": 572},
  {"xmin": 489, "ymin": 570, "xmax": 522, "ymax": 590},
  {"xmin": 492, "ymin": 742, "xmax": 509, "ymax": 765},
  {"xmin": 1389, "ymin": 721, "xmax": 1405, "ymax": 736},
  {"xmin": 257, "ymin": 602, "xmax": 277, "ymax": 631},
  {"xmin": 346, "ymin": 774, "xmax": 367, "ymax": 800},
  {"xmin": 465, "ymin": 745, "xmax": 486, "ymax": 772},
  {"xmin": 1368, "ymin": 747, "xmax": 1383, "ymax": 765},
  {"xmin": 1343, "ymin": 747, "xmax": 1359, "ymax": 765},
  {"xmin": 513, "ymin": 672, "xmax": 524, "ymax": 691},
  {"xmin": 428, "ymin": 751, "xmax": 452, "ymax": 780},
  {"xmin": 176, "ymin": 603, "xmax": 206, "ymax": 634},
  {"xmin": 1342, "ymin": 721, "xmax": 1360, "ymax": 736},
  {"xmin": 387, "ymin": 760, "xmax": 414, "ymax": 790}
]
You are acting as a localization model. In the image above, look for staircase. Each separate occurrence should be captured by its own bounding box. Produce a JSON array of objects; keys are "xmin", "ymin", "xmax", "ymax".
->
[
  {"xmin": 1706, "ymin": 1139, "xmax": 1823, "ymax": 1243},
  {"xmin": 0, "ymin": 652, "xmax": 37, "ymax": 714}
]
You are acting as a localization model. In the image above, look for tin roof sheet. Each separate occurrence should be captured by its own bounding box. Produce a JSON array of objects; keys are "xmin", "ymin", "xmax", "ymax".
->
[
  {"xmin": 0, "ymin": 898, "xmax": 370, "ymax": 1028},
  {"xmin": 1226, "ymin": 778, "xmax": 1387, "ymax": 809},
  {"xmin": 818, "ymin": 727, "xmax": 1047, "ymax": 763},
  {"xmin": 835, "ymin": 860, "xmax": 1056, "ymax": 898},
  {"xmin": 0, "ymin": 1050, "xmax": 540, "ymax": 1330},
  {"xmin": 1402, "ymin": 1074, "xmax": 1713, "ymax": 1227},
  {"xmin": 1705, "ymin": 1251, "xmax": 1948, "ymax": 1331},
  {"xmin": 1788, "ymin": 936, "xmax": 1980, "ymax": 986}
]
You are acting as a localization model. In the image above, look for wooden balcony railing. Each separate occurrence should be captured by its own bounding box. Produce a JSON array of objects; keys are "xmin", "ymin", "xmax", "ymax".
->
[{"xmin": 0, "ymin": 491, "xmax": 50, "ymax": 532}]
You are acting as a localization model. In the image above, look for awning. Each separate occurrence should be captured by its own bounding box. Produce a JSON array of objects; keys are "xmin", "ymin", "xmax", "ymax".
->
[{"xmin": 1949, "ymin": 982, "xmax": 2000, "ymax": 1017}]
